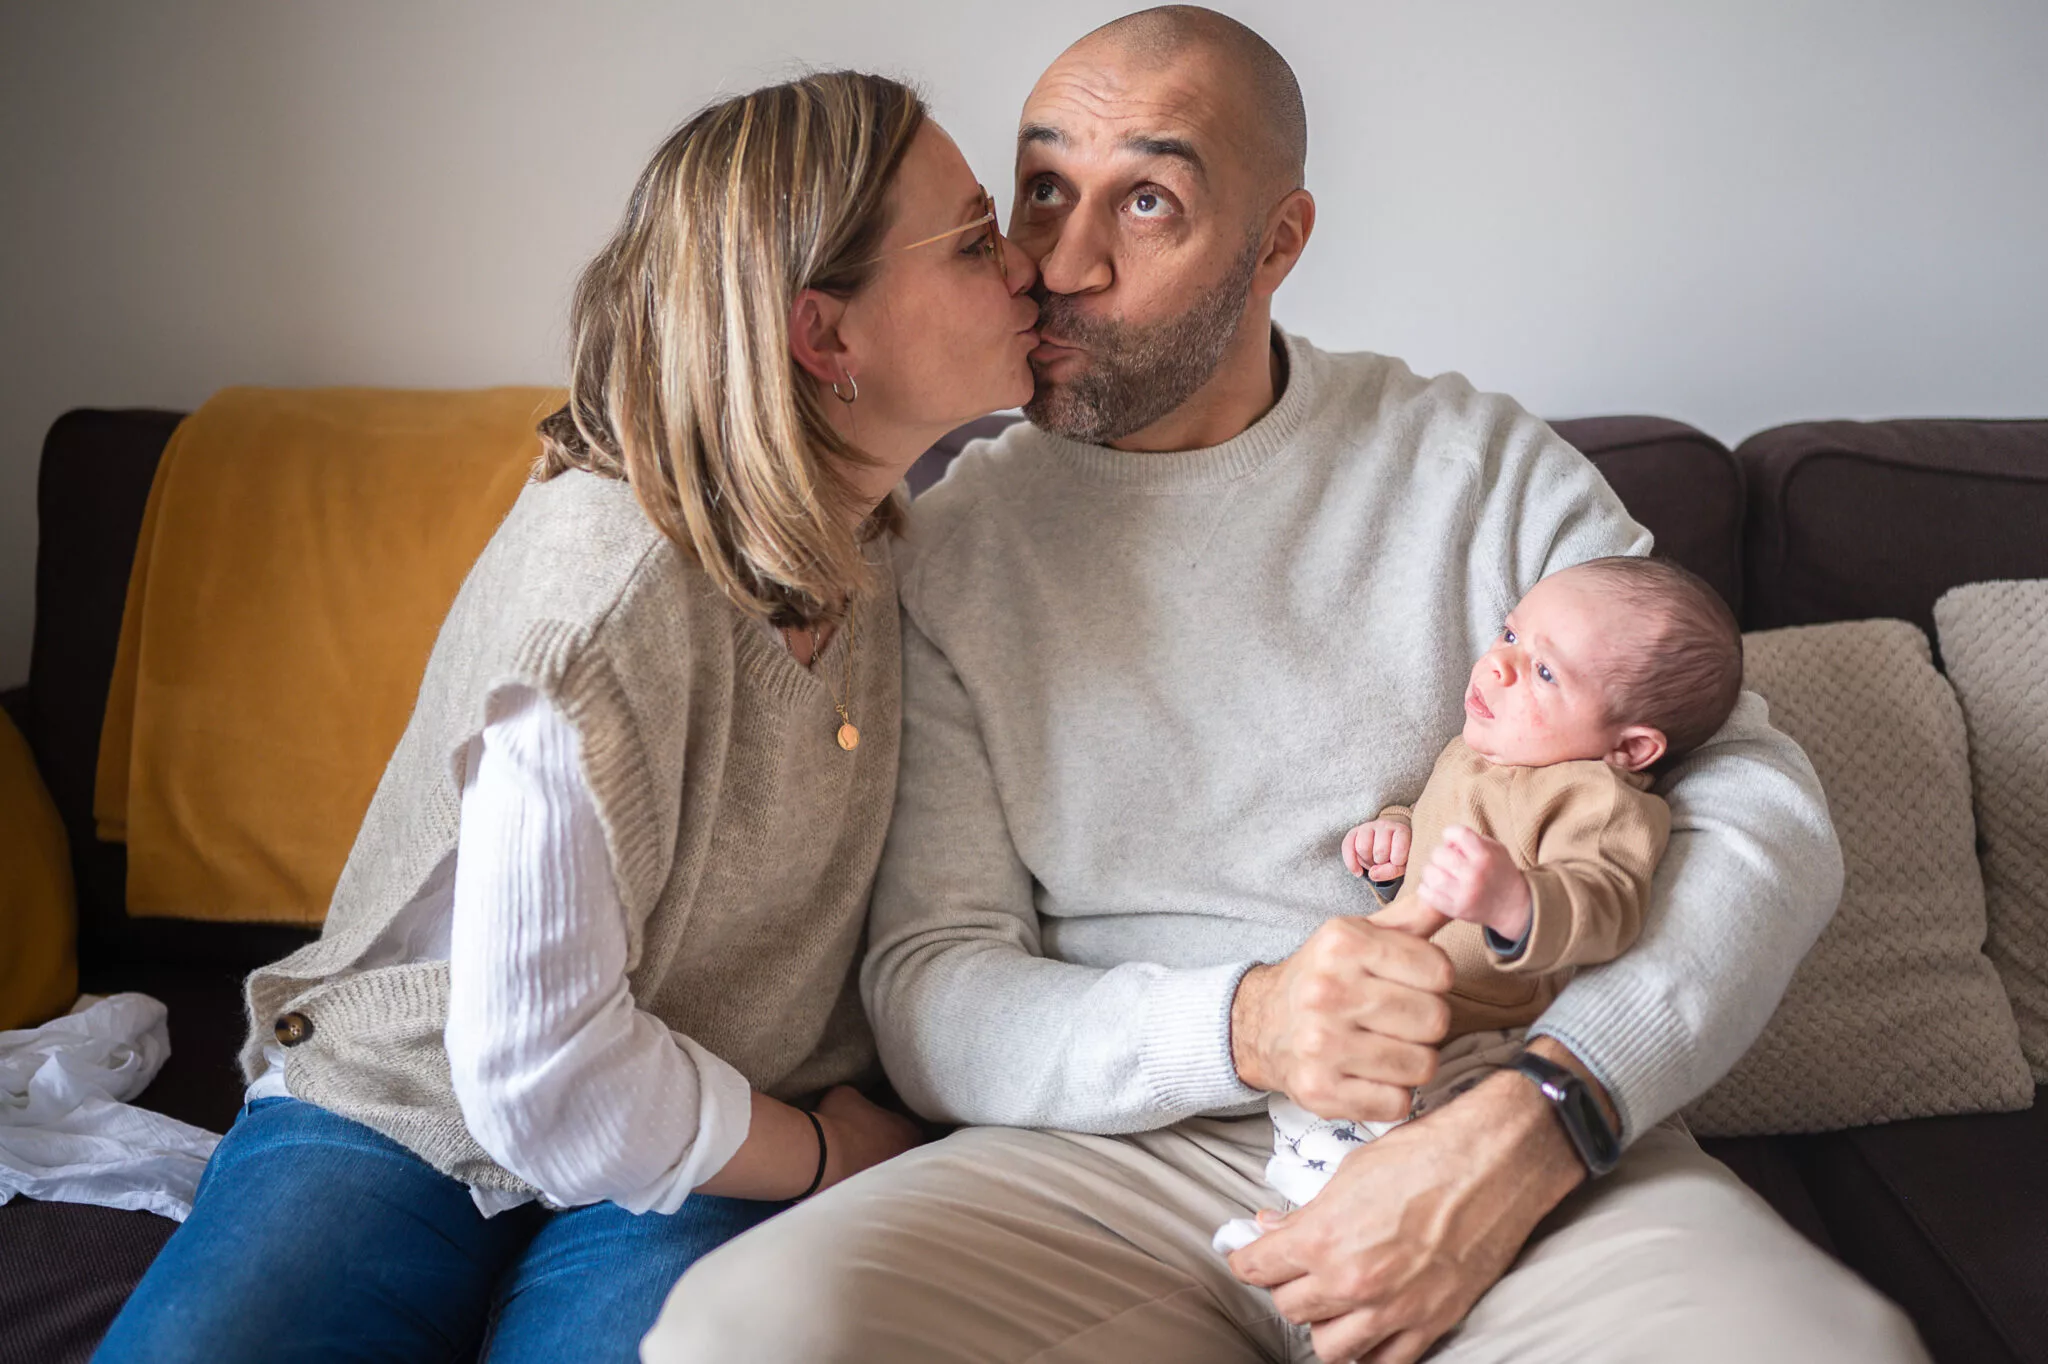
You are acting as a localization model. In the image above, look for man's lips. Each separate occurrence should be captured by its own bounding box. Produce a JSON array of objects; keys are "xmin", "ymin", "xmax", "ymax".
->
[
  {"xmin": 1465, "ymin": 684, "xmax": 1495, "ymax": 721},
  {"xmin": 1029, "ymin": 337, "xmax": 1083, "ymax": 365}
]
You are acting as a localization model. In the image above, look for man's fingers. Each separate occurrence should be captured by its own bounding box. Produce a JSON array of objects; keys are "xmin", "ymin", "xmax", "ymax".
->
[
  {"xmin": 1228, "ymin": 1223, "xmax": 1309, "ymax": 1288},
  {"xmin": 1341, "ymin": 1033, "xmax": 1439, "ymax": 1088},
  {"xmin": 1314, "ymin": 1310, "xmax": 1422, "ymax": 1364},
  {"xmin": 1336, "ymin": 976, "xmax": 1451, "ymax": 1045},
  {"xmin": 1359, "ymin": 1327, "xmax": 1437, "ymax": 1364},
  {"xmin": 1289, "ymin": 1072, "xmax": 1421, "ymax": 1126},
  {"xmin": 1266, "ymin": 1254, "xmax": 1385, "ymax": 1330},
  {"xmin": 1337, "ymin": 917, "xmax": 1456, "ymax": 994}
]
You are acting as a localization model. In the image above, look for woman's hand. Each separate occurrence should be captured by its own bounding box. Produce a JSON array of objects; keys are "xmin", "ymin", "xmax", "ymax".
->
[
  {"xmin": 814, "ymin": 1085, "xmax": 926, "ymax": 1191},
  {"xmin": 697, "ymin": 1087, "xmax": 924, "ymax": 1201}
]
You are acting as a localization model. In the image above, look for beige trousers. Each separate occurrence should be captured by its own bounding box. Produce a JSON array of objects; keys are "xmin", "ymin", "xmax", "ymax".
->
[{"xmin": 642, "ymin": 1115, "xmax": 1928, "ymax": 1364}]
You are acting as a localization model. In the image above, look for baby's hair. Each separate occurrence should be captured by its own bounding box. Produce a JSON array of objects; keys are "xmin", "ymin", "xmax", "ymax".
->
[{"xmin": 1561, "ymin": 556, "xmax": 1744, "ymax": 772}]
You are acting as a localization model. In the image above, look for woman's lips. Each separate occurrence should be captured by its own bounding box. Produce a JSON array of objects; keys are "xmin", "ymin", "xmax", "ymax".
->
[
  {"xmin": 1030, "ymin": 337, "xmax": 1083, "ymax": 366},
  {"xmin": 1465, "ymin": 685, "xmax": 1495, "ymax": 720}
]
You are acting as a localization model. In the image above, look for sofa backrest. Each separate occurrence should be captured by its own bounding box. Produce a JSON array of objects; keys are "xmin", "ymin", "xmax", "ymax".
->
[
  {"xmin": 1736, "ymin": 418, "xmax": 2048, "ymax": 638},
  {"xmin": 26, "ymin": 403, "xmax": 2048, "ymax": 970}
]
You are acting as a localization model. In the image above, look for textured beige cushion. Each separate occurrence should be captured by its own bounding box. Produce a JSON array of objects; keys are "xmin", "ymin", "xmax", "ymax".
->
[
  {"xmin": 1683, "ymin": 619, "xmax": 2032, "ymax": 1136},
  {"xmin": 1936, "ymin": 580, "xmax": 2048, "ymax": 1084}
]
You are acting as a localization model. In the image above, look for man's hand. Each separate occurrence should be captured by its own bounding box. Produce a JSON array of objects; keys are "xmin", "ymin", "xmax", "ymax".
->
[
  {"xmin": 1342, "ymin": 817, "xmax": 1412, "ymax": 882},
  {"xmin": 1228, "ymin": 1036, "xmax": 1603, "ymax": 1364},
  {"xmin": 1417, "ymin": 825, "xmax": 1533, "ymax": 942},
  {"xmin": 1230, "ymin": 918, "xmax": 1454, "ymax": 1124}
]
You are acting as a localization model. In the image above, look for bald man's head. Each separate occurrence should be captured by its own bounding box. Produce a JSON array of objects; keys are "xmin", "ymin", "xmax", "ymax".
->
[
  {"xmin": 1076, "ymin": 6, "xmax": 1306, "ymax": 193},
  {"xmin": 1009, "ymin": 6, "xmax": 1317, "ymax": 447}
]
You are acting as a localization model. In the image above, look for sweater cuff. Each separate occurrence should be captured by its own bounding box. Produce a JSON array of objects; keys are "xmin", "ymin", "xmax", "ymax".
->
[
  {"xmin": 1483, "ymin": 923, "xmax": 1530, "ymax": 961},
  {"xmin": 1526, "ymin": 969, "xmax": 1692, "ymax": 1146},
  {"xmin": 1501, "ymin": 867, "xmax": 1571, "ymax": 974},
  {"xmin": 1140, "ymin": 961, "xmax": 1264, "ymax": 1116}
]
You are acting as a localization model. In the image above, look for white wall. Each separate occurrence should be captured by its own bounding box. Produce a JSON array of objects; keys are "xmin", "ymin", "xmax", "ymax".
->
[{"xmin": 3, "ymin": 0, "xmax": 2044, "ymax": 687}]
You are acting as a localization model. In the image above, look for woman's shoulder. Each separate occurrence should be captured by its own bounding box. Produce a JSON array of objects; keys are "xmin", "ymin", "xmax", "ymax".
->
[
  {"xmin": 444, "ymin": 470, "xmax": 713, "ymax": 671},
  {"xmin": 476, "ymin": 470, "xmax": 681, "ymax": 609}
]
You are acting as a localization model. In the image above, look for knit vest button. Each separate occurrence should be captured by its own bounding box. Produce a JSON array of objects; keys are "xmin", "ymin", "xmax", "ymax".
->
[{"xmin": 273, "ymin": 1012, "xmax": 313, "ymax": 1047}]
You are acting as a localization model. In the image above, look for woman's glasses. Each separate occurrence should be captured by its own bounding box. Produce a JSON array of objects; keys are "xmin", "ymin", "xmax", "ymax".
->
[{"xmin": 874, "ymin": 187, "xmax": 1007, "ymax": 284}]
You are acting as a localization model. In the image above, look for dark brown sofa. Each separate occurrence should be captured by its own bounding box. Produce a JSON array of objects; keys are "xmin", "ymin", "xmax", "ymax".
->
[{"xmin": 3, "ymin": 406, "xmax": 2044, "ymax": 1364}]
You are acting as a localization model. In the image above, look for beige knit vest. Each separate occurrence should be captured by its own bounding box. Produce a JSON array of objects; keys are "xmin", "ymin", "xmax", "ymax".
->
[{"xmin": 240, "ymin": 469, "xmax": 900, "ymax": 1194}]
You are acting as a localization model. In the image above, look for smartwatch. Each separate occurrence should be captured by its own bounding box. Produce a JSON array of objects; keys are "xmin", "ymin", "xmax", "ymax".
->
[{"xmin": 1508, "ymin": 1049, "xmax": 1621, "ymax": 1178}]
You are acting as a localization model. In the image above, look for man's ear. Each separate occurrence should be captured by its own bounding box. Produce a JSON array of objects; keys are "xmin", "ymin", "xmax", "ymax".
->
[
  {"xmin": 1254, "ymin": 189, "xmax": 1315, "ymax": 297},
  {"xmin": 1611, "ymin": 726, "xmax": 1668, "ymax": 774},
  {"xmin": 789, "ymin": 288, "xmax": 853, "ymax": 387}
]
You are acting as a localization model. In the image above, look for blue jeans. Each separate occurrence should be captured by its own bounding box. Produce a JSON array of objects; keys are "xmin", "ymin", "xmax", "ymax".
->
[{"xmin": 94, "ymin": 1097, "xmax": 785, "ymax": 1363}]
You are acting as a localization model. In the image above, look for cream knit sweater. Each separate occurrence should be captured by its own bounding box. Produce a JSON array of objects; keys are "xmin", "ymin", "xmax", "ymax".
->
[
  {"xmin": 864, "ymin": 330, "xmax": 1844, "ymax": 1143},
  {"xmin": 242, "ymin": 469, "xmax": 898, "ymax": 1195}
]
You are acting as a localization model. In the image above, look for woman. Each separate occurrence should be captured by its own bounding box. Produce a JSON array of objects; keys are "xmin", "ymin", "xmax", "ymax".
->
[{"xmin": 96, "ymin": 70, "xmax": 1039, "ymax": 1363}]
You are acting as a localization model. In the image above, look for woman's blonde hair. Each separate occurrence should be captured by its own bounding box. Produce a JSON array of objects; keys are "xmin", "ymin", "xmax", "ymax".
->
[{"xmin": 536, "ymin": 71, "xmax": 926, "ymax": 625}]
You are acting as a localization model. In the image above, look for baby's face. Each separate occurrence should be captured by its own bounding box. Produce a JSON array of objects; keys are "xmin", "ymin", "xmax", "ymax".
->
[{"xmin": 1462, "ymin": 572, "xmax": 1660, "ymax": 770}]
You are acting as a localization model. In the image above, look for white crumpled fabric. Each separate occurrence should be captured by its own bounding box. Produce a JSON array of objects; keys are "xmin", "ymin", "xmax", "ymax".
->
[{"xmin": 0, "ymin": 993, "xmax": 221, "ymax": 1221}]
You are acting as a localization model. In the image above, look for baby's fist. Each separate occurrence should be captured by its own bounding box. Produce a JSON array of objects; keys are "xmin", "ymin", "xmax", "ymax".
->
[
  {"xmin": 1417, "ymin": 825, "xmax": 1533, "ymax": 941},
  {"xmin": 1342, "ymin": 817, "xmax": 1411, "ymax": 882}
]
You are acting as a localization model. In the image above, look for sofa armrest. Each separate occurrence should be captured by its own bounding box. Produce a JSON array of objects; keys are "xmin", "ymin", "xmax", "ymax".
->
[{"xmin": 1, "ymin": 684, "xmax": 30, "ymax": 736}]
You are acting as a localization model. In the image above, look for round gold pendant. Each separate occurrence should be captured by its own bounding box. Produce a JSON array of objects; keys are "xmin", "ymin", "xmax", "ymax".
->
[{"xmin": 837, "ymin": 722, "xmax": 861, "ymax": 752}]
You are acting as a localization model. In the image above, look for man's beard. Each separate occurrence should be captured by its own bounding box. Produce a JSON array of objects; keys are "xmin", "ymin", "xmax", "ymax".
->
[{"xmin": 1025, "ymin": 236, "xmax": 1262, "ymax": 445}]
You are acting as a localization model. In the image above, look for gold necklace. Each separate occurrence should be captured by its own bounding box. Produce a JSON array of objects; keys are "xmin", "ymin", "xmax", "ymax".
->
[{"xmin": 785, "ymin": 608, "xmax": 860, "ymax": 752}]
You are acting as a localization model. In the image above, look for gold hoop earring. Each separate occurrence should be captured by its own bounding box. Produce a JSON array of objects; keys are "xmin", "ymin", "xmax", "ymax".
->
[{"xmin": 831, "ymin": 373, "xmax": 859, "ymax": 405}]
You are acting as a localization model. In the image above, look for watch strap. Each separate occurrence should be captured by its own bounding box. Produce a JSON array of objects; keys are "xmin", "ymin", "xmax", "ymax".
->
[{"xmin": 1508, "ymin": 1049, "xmax": 1621, "ymax": 1178}]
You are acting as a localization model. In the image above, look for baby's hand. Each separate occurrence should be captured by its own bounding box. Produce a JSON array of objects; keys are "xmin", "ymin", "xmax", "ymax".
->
[
  {"xmin": 1342, "ymin": 817, "xmax": 1411, "ymax": 882},
  {"xmin": 1417, "ymin": 825, "xmax": 1534, "ymax": 942}
]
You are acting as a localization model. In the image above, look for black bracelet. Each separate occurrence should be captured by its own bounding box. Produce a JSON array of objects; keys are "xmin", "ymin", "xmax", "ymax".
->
[{"xmin": 796, "ymin": 1109, "xmax": 828, "ymax": 1201}]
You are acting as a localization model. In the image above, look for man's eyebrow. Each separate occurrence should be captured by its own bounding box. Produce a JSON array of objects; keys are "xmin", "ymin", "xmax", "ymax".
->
[
  {"xmin": 1016, "ymin": 123, "xmax": 1206, "ymax": 181},
  {"xmin": 1121, "ymin": 133, "xmax": 1204, "ymax": 178}
]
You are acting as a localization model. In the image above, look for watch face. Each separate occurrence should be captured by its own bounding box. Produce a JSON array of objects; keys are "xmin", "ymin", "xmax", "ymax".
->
[{"xmin": 1566, "ymin": 1084, "xmax": 1622, "ymax": 1172}]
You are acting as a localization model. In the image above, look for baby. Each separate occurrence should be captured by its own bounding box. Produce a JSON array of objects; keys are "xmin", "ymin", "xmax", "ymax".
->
[{"xmin": 1215, "ymin": 555, "xmax": 1744, "ymax": 1254}]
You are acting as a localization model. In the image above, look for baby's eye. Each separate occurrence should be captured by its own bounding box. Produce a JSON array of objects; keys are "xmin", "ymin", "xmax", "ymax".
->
[
  {"xmin": 1537, "ymin": 663, "xmax": 1556, "ymax": 684},
  {"xmin": 1502, "ymin": 628, "xmax": 1517, "ymax": 644}
]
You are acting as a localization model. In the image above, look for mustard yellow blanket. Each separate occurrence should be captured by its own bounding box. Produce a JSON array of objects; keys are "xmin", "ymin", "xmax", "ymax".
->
[{"xmin": 95, "ymin": 386, "xmax": 562, "ymax": 924}]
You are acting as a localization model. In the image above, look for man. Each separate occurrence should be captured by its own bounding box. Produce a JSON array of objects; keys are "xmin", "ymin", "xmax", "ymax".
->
[{"xmin": 645, "ymin": 9, "xmax": 1928, "ymax": 1362}]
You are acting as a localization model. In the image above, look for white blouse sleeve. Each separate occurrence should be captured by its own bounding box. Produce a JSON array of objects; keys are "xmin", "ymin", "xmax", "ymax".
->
[{"xmin": 444, "ymin": 684, "xmax": 754, "ymax": 1214}]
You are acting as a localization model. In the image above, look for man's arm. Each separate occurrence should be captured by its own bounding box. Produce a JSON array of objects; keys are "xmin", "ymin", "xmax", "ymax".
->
[
  {"xmin": 1230, "ymin": 702, "xmax": 1841, "ymax": 1363},
  {"xmin": 861, "ymin": 609, "xmax": 1265, "ymax": 1132},
  {"xmin": 1529, "ymin": 691, "xmax": 1843, "ymax": 1139},
  {"xmin": 864, "ymin": 608, "xmax": 1458, "ymax": 1134},
  {"xmin": 1482, "ymin": 412, "xmax": 1842, "ymax": 1134},
  {"xmin": 1227, "ymin": 414, "xmax": 1843, "ymax": 1363}
]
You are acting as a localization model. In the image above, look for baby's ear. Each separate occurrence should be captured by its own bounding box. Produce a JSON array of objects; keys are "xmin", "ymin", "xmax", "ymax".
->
[{"xmin": 1611, "ymin": 726, "xmax": 1667, "ymax": 773}]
